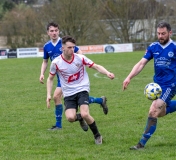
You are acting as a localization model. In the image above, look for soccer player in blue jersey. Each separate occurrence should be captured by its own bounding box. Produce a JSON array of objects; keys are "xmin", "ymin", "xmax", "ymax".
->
[
  {"xmin": 39, "ymin": 22, "xmax": 108, "ymax": 130},
  {"xmin": 123, "ymin": 21, "xmax": 176, "ymax": 150}
]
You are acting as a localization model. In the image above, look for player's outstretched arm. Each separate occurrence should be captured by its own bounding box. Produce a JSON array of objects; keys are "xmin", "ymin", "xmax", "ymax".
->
[
  {"xmin": 122, "ymin": 77, "xmax": 131, "ymax": 91},
  {"xmin": 46, "ymin": 74, "xmax": 55, "ymax": 108},
  {"xmin": 122, "ymin": 58, "xmax": 148, "ymax": 91},
  {"xmin": 91, "ymin": 64, "xmax": 115, "ymax": 80}
]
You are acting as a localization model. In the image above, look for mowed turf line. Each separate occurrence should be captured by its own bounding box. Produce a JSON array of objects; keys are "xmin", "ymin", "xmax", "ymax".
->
[{"xmin": 0, "ymin": 51, "xmax": 176, "ymax": 160}]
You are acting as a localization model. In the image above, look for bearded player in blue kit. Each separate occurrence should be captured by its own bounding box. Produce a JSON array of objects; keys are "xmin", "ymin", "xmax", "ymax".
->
[
  {"xmin": 123, "ymin": 21, "xmax": 176, "ymax": 150},
  {"xmin": 39, "ymin": 22, "xmax": 108, "ymax": 131}
]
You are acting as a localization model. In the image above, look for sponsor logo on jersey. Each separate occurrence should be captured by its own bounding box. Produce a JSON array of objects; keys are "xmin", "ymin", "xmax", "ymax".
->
[
  {"xmin": 51, "ymin": 53, "xmax": 61, "ymax": 61},
  {"xmin": 155, "ymin": 57, "xmax": 171, "ymax": 67},
  {"xmin": 153, "ymin": 52, "xmax": 159, "ymax": 55},
  {"xmin": 68, "ymin": 71, "xmax": 80, "ymax": 82}
]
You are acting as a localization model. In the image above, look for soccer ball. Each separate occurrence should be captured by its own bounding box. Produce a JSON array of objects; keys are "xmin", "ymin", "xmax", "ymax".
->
[{"xmin": 144, "ymin": 83, "xmax": 162, "ymax": 100}]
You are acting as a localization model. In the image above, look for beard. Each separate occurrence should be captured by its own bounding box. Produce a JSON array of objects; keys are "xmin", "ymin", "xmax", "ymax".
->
[{"xmin": 159, "ymin": 37, "xmax": 169, "ymax": 45}]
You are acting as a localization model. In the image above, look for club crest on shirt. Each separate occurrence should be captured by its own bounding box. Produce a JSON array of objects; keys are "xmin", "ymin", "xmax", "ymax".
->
[
  {"xmin": 168, "ymin": 51, "xmax": 174, "ymax": 57},
  {"xmin": 75, "ymin": 63, "xmax": 80, "ymax": 67}
]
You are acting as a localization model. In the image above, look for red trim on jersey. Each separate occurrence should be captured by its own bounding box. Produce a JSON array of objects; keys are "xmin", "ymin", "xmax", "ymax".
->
[
  {"xmin": 50, "ymin": 72, "xmax": 55, "ymax": 76},
  {"xmin": 89, "ymin": 62, "xmax": 94, "ymax": 68},
  {"xmin": 82, "ymin": 58, "xmax": 94, "ymax": 68},
  {"xmin": 55, "ymin": 63, "xmax": 62, "ymax": 72},
  {"xmin": 55, "ymin": 63, "xmax": 59, "ymax": 70},
  {"xmin": 50, "ymin": 63, "xmax": 59, "ymax": 75},
  {"xmin": 61, "ymin": 53, "xmax": 74, "ymax": 64},
  {"xmin": 82, "ymin": 58, "xmax": 85, "ymax": 65}
]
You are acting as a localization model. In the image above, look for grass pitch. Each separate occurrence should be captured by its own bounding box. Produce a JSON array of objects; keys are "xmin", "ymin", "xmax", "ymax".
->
[{"xmin": 0, "ymin": 51, "xmax": 176, "ymax": 160}]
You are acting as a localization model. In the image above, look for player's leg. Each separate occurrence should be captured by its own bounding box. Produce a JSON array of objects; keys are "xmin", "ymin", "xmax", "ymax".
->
[
  {"xmin": 130, "ymin": 99, "xmax": 166, "ymax": 150},
  {"xmin": 130, "ymin": 86, "xmax": 174, "ymax": 150},
  {"xmin": 89, "ymin": 96, "xmax": 102, "ymax": 104},
  {"xmin": 48, "ymin": 87, "xmax": 63, "ymax": 130},
  {"xmin": 64, "ymin": 93, "xmax": 88, "ymax": 131},
  {"xmin": 65, "ymin": 108, "xmax": 77, "ymax": 122},
  {"xmin": 79, "ymin": 91, "xmax": 102, "ymax": 144},
  {"xmin": 48, "ymin": 77, "xmax": 63, "ymax": 130},
  {"xmin": 89, "ymin": 96, "xmax": 108, "ymax": 115}
]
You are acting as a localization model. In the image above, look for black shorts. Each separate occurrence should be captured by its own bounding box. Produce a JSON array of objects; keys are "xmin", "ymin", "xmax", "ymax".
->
[{"xmin": 64, "ymin": 91, "xmax": 89, "ymax": 111}]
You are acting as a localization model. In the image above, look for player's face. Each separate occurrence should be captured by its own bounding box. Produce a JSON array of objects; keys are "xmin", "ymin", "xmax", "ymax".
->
[
  {"xmin": 157, "ymin": 27, "xmax": 172, "ymax": 45},
  {"xmin": 62, "ymin": 42, "xmax": 75, "ymax": 57},
  {"xmin": 47, "ymin": 26, "xmax": 59, "ymax": 41}
]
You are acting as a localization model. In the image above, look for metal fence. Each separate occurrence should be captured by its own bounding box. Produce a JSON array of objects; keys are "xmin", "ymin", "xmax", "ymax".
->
[{"xmin": 133, "ymin": 42, "xmax": 152, "ymax": 51}]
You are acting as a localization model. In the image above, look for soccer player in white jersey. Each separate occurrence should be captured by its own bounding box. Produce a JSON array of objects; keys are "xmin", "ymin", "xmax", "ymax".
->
[
  {"xmin": 46, "ymin": 35, "xmax": 115, "ymax": 144},
  {"xmin": 39, "ymin": 22, "xmax": 108, "ymax": 131},
  {"xmin": 123, "ymin": 21, "xmax": 176, "ymax": 150}
]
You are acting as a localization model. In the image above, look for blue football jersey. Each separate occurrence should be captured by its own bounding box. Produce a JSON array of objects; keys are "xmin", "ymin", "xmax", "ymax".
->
[
  {"xmin": 144, "ymin": 39, "xmax": 176, "ymax": 85},
  {"xmin": 43, "ymin": 37, "xmax": 79, "ymax": 61}
]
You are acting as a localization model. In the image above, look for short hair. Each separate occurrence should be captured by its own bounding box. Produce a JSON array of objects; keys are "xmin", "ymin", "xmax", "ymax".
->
[
  {"xmin": 46, "ymin": 22, "xmax": 59, "ymax": 30},
  {"xmin": 157, "ymin": 21, "xmax": 171, "ymax": 32},
  {"xmin": 62, "ymin": 35, "xmax": 76, "ymax": 45}
]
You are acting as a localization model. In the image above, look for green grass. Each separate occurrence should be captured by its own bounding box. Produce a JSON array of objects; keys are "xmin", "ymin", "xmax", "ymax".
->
[{"xmin": 0, "ymin": 51, "xmax": 176, "ymax": 160}]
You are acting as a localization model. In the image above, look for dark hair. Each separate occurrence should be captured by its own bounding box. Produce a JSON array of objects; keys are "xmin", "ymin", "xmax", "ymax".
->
[
  {"xmin": 157, "ymin": 21, "xmax": 171, "ymax": 31},
  {"xmin": 46, "ymin": 22, "xmax": 59, "ymax": 30},
  {"xmin": 62, "ymin": 35, "xmax": 76, "ymax": 45}
]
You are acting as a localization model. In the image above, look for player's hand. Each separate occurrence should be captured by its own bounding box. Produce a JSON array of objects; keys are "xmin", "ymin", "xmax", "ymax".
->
[
  {"xmin": 39, "ymin": 75, "xmax": 44, "ymax": 84},
  {"xmin": 107, "ymin": 72, "xmax": 115, "ymax": 79},
  {"xmin": 46, "ymin": 96, "xmax": 52, "ymax": 109},
  {"xmin": 123, "ymin": 78, "xmax": 130, "ymax": 91}
]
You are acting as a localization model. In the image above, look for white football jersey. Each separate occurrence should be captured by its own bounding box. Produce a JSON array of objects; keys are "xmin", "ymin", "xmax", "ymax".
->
[{"xmin": 50, "ymin": 53, "xmax": 94, "ymax": 97}]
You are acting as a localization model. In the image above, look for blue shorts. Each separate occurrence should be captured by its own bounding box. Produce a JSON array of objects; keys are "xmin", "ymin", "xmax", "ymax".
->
[{"xmin": 159, "ymin": 83, "xmax": 176, "ymax": 105}]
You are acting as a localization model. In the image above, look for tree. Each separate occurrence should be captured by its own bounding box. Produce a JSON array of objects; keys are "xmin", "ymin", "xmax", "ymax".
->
[
  {"xmin": 3, "ymin": 1, "xmax": 16, "ymax": 12},
  {"xmin": 1, "ymin": 0, "xmax": 176, "ymax": 48},
  {"xmin": 98, "ymin": 0, "xmax": 175, "ymax": 43},
  {"xmin": 39, "ymin": 0, "xmax": 106, "ymax": 45},
  {"xmin": 0, "ymin": 0, "xmax": 16, "ymax": 20},
  {"xmin": 99, "ymin": 0, "xmax": 148, "ymax": 43},
  {"xmin": 0, "ymin": 4, "xmax": 43, "ymax": 48}
]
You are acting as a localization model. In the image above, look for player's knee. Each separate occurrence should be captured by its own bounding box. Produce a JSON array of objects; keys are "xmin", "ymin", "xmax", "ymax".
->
[
  {"xmin": 80, "ymin": 112, "xmax": 89, "ymax": 119},
  {"xmin": 53, "ymin": 94, "xmax": 61, "ymax": 100},
  {"xmin": 53, "ymin": 94, "xmax": 62, "ymax": 103},
  {"xmin": 149, "ymin": 110, "xmax": 155, "ymax": 117},
  {"xmin": 149, "ymin": 104, "xmax": 160, "ymax": 117},
  {"xmin": 66, "ymin": 116, "xmax": 75, "ymax": 122},
  {"xmin": 66, "ymin": 115, "xmax": 76, "ymax": 122}
]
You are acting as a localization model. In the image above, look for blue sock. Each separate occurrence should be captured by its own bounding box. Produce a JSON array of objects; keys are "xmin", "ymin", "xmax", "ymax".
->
[
  {"xmin": 166, "ymin": 100, "xmax": 176, "ymax": 115},
  {"xmin": 89, "ymin": 96, "xmax": 103, "ymax": 104},
  {"xmin": 55, "ymin": 104, "xmax": 63, "ymax": 128},
  {"xmin": 139, "ymin": 117, "xmax": 157, "ymax": 146}
]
